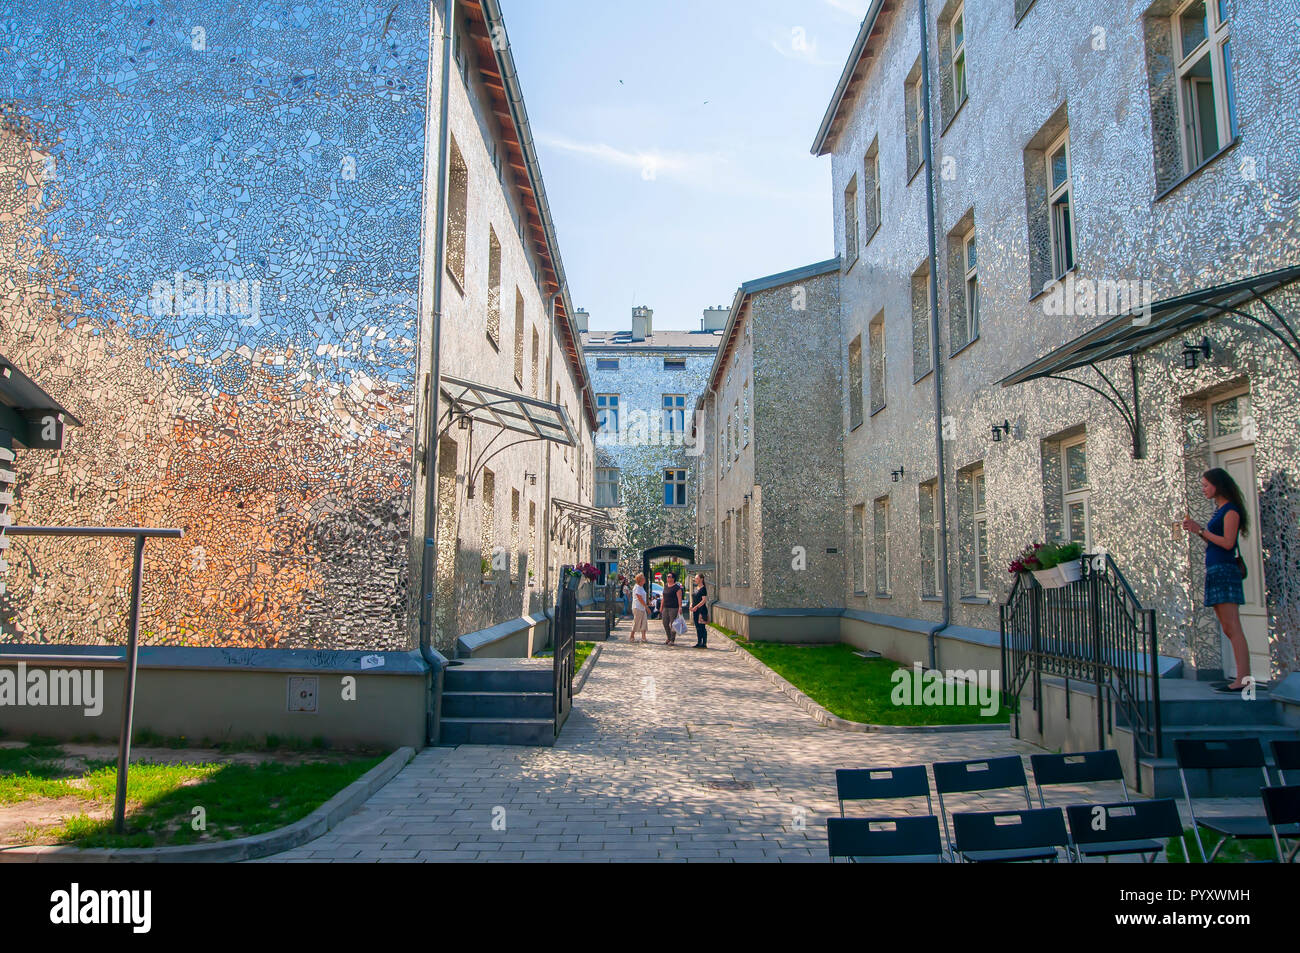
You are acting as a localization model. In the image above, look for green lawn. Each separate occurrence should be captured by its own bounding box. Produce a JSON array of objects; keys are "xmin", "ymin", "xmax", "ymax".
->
[
  {"xmin": 533, "ymin": 640, "xmax": 596, "ymax": 672},
  {"xmin": 715, "ymin": 628, "xmax": 1011, "ymax": 727},
  {"xmin": 1166, "ymin": 827, "xmax": 1284, "ymax": 863},
  {"xmin": 0, "ymin": 741, "xmax": 382, "ymax": 848}
]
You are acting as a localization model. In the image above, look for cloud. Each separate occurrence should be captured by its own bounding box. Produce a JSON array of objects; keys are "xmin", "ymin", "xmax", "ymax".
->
[
  {"xmin": 824, "ymin": 0, "xmax": 872, "ymax": 18},
  {"xmin": 767, "ymin": 27, "xmax": 839, "ymax": 67}
]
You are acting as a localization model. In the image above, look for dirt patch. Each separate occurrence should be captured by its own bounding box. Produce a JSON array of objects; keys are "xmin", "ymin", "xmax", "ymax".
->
[{"xmin": 0, "ymin": 796, "xmax": 109, "ymax": 846}]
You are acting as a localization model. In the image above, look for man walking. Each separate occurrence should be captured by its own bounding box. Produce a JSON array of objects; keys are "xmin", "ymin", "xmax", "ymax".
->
[{"xmin": 660, "ymin": 572, "xmax": 684, "ymax": 645}]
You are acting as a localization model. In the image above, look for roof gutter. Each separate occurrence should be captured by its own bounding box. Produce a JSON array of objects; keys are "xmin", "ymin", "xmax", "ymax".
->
[{"xmin": 811, "ymin": 0, "xmax": 888, "ymax": 156}]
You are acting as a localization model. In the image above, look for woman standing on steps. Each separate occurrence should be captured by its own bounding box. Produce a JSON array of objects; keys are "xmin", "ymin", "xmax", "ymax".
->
[
  {"xmin": 1182, "ymin": 467, "xmax": 1253, "ymax": 693},
  {"xmin": 629, "ymin": 572, "xmax": 649, "ymax": 643},
  {"xmin": 690, "ymin": 573, "xmax": 709, "ymax": 649}
]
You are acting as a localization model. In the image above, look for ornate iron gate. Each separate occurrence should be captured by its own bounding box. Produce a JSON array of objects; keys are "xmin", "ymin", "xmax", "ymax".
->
[{"xmin": 552, "ymin": 569, "xmax": 577, "ymax": 732}]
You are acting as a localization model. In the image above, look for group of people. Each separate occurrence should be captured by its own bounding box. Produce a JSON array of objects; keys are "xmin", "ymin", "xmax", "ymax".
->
[{"xmin": 618, "ymin": 571, "xmax": 709, "ymax": 649}]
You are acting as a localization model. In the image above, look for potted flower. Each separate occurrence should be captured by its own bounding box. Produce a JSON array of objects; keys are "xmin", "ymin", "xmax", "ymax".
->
[
  {"xmin": 1030, "ymin": 542, "xmax": 1083, "ymax": 588},
  {"xmin": 1008, "ymin": 543, "xmax": 1046, "ymax": 577},
  {"xmin": 577, "ymin": 562, "xmax": 600, "ymax": 582}
]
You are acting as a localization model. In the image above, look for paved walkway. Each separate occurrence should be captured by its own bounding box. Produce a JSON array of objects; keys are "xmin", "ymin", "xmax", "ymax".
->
[{"xmin": 262, "ymin": 637, "xmax": 1235, "ymax": 862}]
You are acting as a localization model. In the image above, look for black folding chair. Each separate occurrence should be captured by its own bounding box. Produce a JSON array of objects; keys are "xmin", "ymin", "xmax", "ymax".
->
[
  {"xmin": 950, "ymin": 807, "xmax": 1070, "ymax": 863},
  {"xmin": 1030, "ymin": 749, "xmax": 1132, "ymax": 807},
  {"xmin": 1174, "ymin": 738, "xmax": 1275, "ymax": 862},
  {"xmin": 1270, "ymin": 740, "xmax": 1300, "ymax": 785},
  {"xmin": 835, "ymin": 765, "xmax": 933, "ymax": 817},
  {"xmin": 826, "ymin": 815, "xmax": 946, "ymax": 863},
  {"xmin": 933, "ymin": 755, "xmax": 1033, "ymax": 859},
  {"xmin": 1065, "ymin": 799, "xmax": 1184, "ymax": 863},
  {"xmin": 1260, "ymin": 785, "xmax": 1300, "ymax": 863}
]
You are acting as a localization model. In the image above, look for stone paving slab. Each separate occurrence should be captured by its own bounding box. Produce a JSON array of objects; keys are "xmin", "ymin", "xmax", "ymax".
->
[{"xmin": 263, "ymin": 638, "xmax": 1254, "ymax": 863}]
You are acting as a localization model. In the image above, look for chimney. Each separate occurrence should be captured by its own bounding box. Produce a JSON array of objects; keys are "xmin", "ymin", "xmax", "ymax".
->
[
  {"xmin": 631, "ymin": 305, "xmax": 653, "ymax": 341},
  {"xmin": 701, "ymin": 305, "xmax": 728, "ymax": 332},
  {"xmin": 574, "ymin": 308, "xmax": 589, "ymax": 333}
]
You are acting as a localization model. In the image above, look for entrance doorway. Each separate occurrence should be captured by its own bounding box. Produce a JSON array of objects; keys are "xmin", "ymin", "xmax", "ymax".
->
[
  {"xmin": 1207, "ymin": 390, "xmax": 1270, "ymax": 680},
  {"xmin": 641, "ymin": 544, "xmax": 695, "ymax": 588}
]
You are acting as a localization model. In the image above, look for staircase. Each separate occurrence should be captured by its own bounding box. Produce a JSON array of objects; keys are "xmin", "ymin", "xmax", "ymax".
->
[
  {"xmin": 439, "ymin": 658, "xmax": 557, "ymax": 746},
  {"xmin": 576, "ymin": 607, "xmax": 611, "ymax": 641},
  {"xmin": 1128, "ymin": 680, "xmax": 1300, "ymax": 796}
]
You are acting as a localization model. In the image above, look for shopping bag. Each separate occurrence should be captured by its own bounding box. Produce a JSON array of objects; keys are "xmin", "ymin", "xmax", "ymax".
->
[{"xmin": 672, "ymin": 613, "xmax": 688, "ymax": 636}]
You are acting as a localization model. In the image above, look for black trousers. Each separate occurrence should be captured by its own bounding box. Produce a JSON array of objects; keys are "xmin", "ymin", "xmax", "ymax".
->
[{"xmin": 694, "ymin": 618, "xmax": 707, "ymax": 646}]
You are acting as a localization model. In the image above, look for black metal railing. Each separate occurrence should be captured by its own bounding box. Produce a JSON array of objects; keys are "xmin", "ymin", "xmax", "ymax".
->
[
  {"xmin": 603, "ymin": 580, "xmax": 617, "ymax": 637},
  {"xmin": 1, "ymin": 525, "xmax": 183, "ymax": 832},
  {"xmin": 1001, "ymin": 552, "xmax": 1161, "ymax": 787},
  {"xmin": 552, "ymin": 569, "xmax": 577, "ymax": 734}
]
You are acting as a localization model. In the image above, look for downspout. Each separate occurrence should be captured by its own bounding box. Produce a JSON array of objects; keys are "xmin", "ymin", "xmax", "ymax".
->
[
  {"xmin": 918, "ymin": 0, "xmax": 950, "ymax": 670},
  {"xmin": 542, "ymin": 293, "xmax": 557, "ymax": 630},
  {"xmin": 416, "ymin": 0, "xmax": 456, "ymax": 744}
]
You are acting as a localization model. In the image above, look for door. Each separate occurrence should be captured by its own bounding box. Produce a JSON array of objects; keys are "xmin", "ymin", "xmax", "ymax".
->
[{"xmin": 1213, "ymin": 443, "xmax": 1269, "ymax": 679}]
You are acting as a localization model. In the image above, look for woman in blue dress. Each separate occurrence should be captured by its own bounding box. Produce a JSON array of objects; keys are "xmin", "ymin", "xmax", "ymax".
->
[{"xmin": 1182, "ymin": 467, "xmax": 1252, "ymax": 692}]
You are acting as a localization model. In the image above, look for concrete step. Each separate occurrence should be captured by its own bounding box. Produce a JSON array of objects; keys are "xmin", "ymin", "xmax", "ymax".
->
[
  {"xmin": 1157, "ymin": 723, "xmax": 1300, "ymax": 746},
  {"xmin": 442, "ymin": 690, "xmax": 553, "ymax": 719},
  {"xmin": 1138, "ymin": 757, "xmax": 1286, "ymax": 798},
  {"xmin": 443, "ymin": 661, "xmax": 552, "ymax": 693},
  {"xmin": 439, "ymin": 717, "xmax": 556, "ymax": 746},
  {"xmin": 1149, "ymin": 696, "xmax": 1286, "ymax": 728}
]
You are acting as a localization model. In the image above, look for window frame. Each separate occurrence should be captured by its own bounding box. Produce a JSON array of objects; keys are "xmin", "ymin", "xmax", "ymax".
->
[
  {"xmin": 595, "ymin": 467, "xmax": 621, "ymax": 508},
  {"xmin": 1046, "ymin": 130, "xmax": 1075, "ymax": 280},
  {"xmin": 971, "ymin": 466, "xmax": 990, "ymax": 597},
  {"xmin": 663, "ymin": 468, "xmax": 688, "ymax": 508},
  {"xmin": 963, "ymin": 230, "xmax": 980, "ymax": 345},
  {"xmin": 1060, "ymin": 434, "xmax": 1092, "ymax": 550},
  {"xmin": 874, "ymin": 495, "xmax": 892, "ymax": 597},
  {"xmin": 596, "ymin": 393, "xmax": 619, "ymax": 433},
  {"xmin": 950, "ymin": 3, "xmax": 968, "ymax": 109},
  {"xmin": 662, "ymin": 393, "xmax": 687, "ymax": 434},
  {"xmin": 1173, "ymin": 0, "xmax": 1235, "ymax": 173},
  {"xmin": 843, "ymin": 173, "xmax": 859, "ymax": 266}
]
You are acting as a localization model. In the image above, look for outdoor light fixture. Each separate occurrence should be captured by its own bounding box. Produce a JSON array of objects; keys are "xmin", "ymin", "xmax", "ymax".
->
[
  {"xmin": 458, "ymin": 413, "xmax": 470, "ymax": 429},
  {"xmin": 991, "ymin": 419, "xmax": 1011, "ymax": 442},
  {"xmin": 1182, "ymin": 337, "xmax": 1212, "ymax": 370},
  {"xmin": 891, "ymin": 466, "xmax": 904, "ymax": 482},
  {"xmin": 525, "ymin": 471, "xmax": 537, "ymax": 486}
]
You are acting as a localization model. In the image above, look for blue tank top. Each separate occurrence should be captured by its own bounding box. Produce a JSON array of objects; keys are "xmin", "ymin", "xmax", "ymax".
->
[{"xmin": 1205, "ymin": 503, "xmax": 1242, "ymax": 568}]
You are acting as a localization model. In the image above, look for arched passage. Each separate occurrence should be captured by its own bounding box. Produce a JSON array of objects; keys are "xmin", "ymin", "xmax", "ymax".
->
[{"xmin": 642, "ymin": 544, "xmax": 695, "ymax": 584}]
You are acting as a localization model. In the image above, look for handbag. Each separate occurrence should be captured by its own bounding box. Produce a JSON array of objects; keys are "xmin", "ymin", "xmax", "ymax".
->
[{"xmin": 1234, "ymin": 545, "xmax": 1248, "ymax": 581}]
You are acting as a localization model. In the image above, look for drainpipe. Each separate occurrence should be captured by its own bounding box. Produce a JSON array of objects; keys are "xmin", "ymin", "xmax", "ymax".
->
[
  {"xmin": 918, "ymin": 0, "xmax": 950, "ymax": 670},
  {"xmin": 415, "ymin": 0, "xmax": 456, "ymax": 744},
  {"xmin": 542, "ymin": 293, "xmax": 557, "ymax": 632}
]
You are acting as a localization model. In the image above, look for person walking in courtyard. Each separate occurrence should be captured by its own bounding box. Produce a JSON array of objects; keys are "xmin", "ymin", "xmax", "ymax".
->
[
  {"xmin": 660, "ymin": 571, "xmax": 684, "ymax": 644},
  {"xmin": 619, "ymin": 574, "xmax": 631, "ymax": 617},
  {"xmin": 630, "ymin": 573, "xmax": 649, "ymax": 643},
  {"xmin": 1182, "ymin": 467, "xmax": 1253, "ymax": 693},
  {"xmin": 690, "ymin": 573, "xmax": 709, "ymax": 648}
]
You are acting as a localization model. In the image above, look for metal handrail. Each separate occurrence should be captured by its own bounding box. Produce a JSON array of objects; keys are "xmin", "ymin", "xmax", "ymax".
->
[
  {"xmin": 2, "ymin": 524, "xmax": 183, "ymax": 832},
  {"xmin": 1000, "ymin": 552, "xmax": 1161, "ymax": 791}
]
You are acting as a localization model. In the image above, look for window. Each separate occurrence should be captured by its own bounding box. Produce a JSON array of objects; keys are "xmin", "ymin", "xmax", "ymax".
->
[
  {"xmin": 971, "ymin": 467, "xmax": 989, "ymax": 596},
  {"xmin": 663, "ymin": 357, "xmax": 686, "ymax": 370},
  {"xmin": 721, "ymin": 516, "xmax": 730, "ymax": 586},
  {"xmin": 912, "ymin": 263, "xmax": 932, "ymax": 379},
  {"xmin": 1210, "ymin": 391, "xmax": 1252, "ymax": 439},
  {"xmin": 848, "ymin": 335, "xmax": 864, "ymax": 430},
  {"xmin": 742, "ymin": 379, "xmax": 750, "ymax": 446},
  {"xmin": 869, "ymin": 312, "xmax": 886, "ymax": 414},
  {"xmin": 513, "ymin": 290, "xmax": 525, "ymax": 385},
  {"xmin": 530, "ymin": 328, "xmax": 539, "ymax": 396},
  {"xmin": 487, "ymin": 227, "xmax": 501, "ymax": 348},
  {"xmin": 510, "ymin": 489, "xmax": 521, "ymax": 581},
  {"xmin": 732, "ymin": 402, "xmax": 741, "ymax": 460},
  {"xmin": 664, "ymin": 468, "xmax": 687, "ymax": 507},
  {"xmin": 596, "ymin": 547, "xmax": 619, "ymax": 586},
  {"xmin": 662, "ymin": 394, "xmax": 686, "ymax": 434},
  {"xmin": 919, "ymin": 480, "xmax": 941, "ymax": 598},
  {"xmin": 874, "ymin": 496, "xmax": 891, "ymax": 596},
  {"xmin": 962, "ymin": 230, "xmax": 979, "ymax": 345},
  {"xmin": 596, "ymin": 468, "xmax": 620, "ymax": 507},
  {"xmin": 740, "ymin": 502, "xmax": 751, "ymax": 587},
  {"xmin": 720, "ymin": 415, "xmax": 729, "ymax": 473},
  {"xmin": 1061, "ymin": 435, "xmax": 1091, "ymax": 549},
  {"xmin": 843, "ymin": 174, "xmax": 858, "ymax": 264},
  {"xmin": 596, "ymin": 393, "xmax": 619, "ymax": 433},
  {"xmin": 528, "ymin": 501, "xmax": 536, "ymax": 584},
  {"xmin": 852, "ymin": 504, "xmax": 867, "ymax": 594},
  {"xmin": 1046, "ymin": 131, "xmax": 1074, "ymax": 279},
  {"xmin": 905, "ymin": 70, "xmax": 925, "ymax": 178},
  {"xmin": 952, "ymin": 6, "xmax": 968, "ymax": 103},
  {"xmin": 863, "ymin": 140, "xmax": 881, "ymax": 241},
  {"xmin": 447, "ymin": 137, "xmax": 468, "ymax": 287},
  {"xmin": 596, "ymin": 358, "xmax": 619, "ymax": 371},
  {"xmin": 480, "ymin": 469, "xmax": 496, "ymax": 576},
  {"xmin": 1174, "ymin": 0, "xmax": 1235, "ymax": 171}
]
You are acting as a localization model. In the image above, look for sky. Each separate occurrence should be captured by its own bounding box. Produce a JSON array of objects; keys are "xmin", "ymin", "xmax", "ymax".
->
[{"xmin": 500, "ymin": 0, "xmax": 870, "ymax": 333}]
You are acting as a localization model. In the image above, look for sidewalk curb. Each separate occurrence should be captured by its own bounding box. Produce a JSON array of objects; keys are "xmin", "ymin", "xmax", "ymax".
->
[
  {"xmin": 0, "ymin": 746, "xmax": 415, "ymax": 863},
  {"xmin": 573, "ymin": 642, "xmax": 603, "ymax": 695},
  {"xmin": 717, "ymin": 634, "xmax": 1006, "ymax": 735}
]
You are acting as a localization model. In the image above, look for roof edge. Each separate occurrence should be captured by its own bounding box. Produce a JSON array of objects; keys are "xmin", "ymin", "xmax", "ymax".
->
[{"xmin": 811, "ymin": 0, "xmax": 889, "ymax": 157}]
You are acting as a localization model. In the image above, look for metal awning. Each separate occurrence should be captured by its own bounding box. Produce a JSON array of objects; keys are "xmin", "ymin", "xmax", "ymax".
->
[
  {"xmin": 551, "ymin": 498, "xmax": 615, "ymax": 534},
  {"xmin": 440, "ymin": 374, "xmax": 576, "ymax": 446},
  {"xmin": 1000, "ymin": 265, "xmax": 1300, "ymax": 387},
  {"xmin": 0, "ymin": 355, "xmax": 83, "ymax": 450},
  {"xmin": 998, "ymin": 266, "xmax": 1300, "ymax": 458}
]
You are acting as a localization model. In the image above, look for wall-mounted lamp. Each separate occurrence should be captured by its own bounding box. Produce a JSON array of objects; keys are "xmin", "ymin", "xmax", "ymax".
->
[
  {"xmin": 1182, "ymin": 337, "xmax": 1212, "ymax": 370},
  {"xmin": 458, "ymin": 413, "xmax": 470, "ymax": 429},
  {"xmin": 891, "ymin": 466, "xmax": 904, "ymax": 483},
  {"xmin": 991, "ymin": 419, "xmax": 1012, "ymax": 442},
  {"xmin": 525, "ymin": 471, "xmax": 537, "ymax": 486}
]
